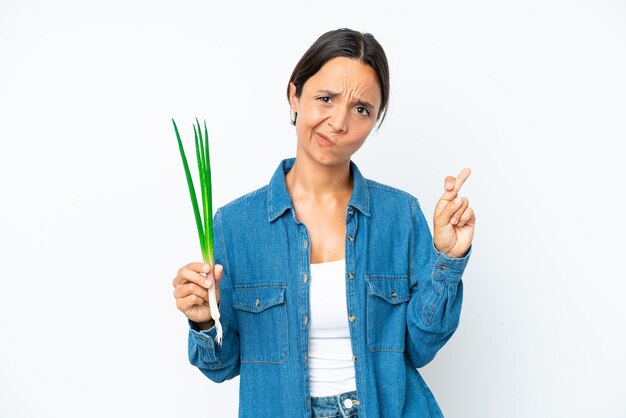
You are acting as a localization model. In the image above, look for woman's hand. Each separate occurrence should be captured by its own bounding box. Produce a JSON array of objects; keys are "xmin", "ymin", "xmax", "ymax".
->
[
  {"xmin": 432, "ymin": 168, "xmax": 476, "ymax": 258},
  {"xmin": 172, "ymin": 262, "xmax": 223, "ymax": 325}
]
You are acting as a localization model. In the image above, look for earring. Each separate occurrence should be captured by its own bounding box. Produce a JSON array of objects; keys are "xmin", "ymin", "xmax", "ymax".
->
[{"xmin": 290, "ymin": 109, "xmax": 298, "ymax": 125}]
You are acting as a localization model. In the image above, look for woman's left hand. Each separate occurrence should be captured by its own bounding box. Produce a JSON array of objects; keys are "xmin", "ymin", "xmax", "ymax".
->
[{"xmin": 432, "ymin": 168, "xmax": 476, "ymax": 258}]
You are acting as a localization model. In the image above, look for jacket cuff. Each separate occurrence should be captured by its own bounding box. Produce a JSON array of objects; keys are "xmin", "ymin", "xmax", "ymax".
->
[
  {"xmin": 429, "ymin": 243, "xmax": 472, "ymax": 283},
  {"xmin": 188, "ymin": 319, "xmax": 218, "ymax": 361}
]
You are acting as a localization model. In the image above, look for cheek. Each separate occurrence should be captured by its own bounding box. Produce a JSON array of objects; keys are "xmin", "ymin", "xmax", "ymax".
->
[
  {"xmin": 352, "ymin": 119, "xmax": 375, "ymax": 136},
  {"xmin": 298, "ymin": 102, "xmax": 327, "ymax": 127},
  {"xmin": 348, "ymin": 122, "xmax": 375, "ymax": 146}
]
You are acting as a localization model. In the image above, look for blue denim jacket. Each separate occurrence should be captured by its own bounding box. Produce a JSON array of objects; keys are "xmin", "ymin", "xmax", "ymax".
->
[{"xmin": 187, "ymin": 157, "xmax": 472, "ymax": 417}]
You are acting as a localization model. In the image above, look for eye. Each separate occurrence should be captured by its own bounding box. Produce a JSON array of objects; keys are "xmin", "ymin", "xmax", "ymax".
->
[
  {"xmin": 316, "ymin": 96, "xmax": 332, "ymax": 103},
  {"xmin": 356, "ymin": 106, "xmax": 370, "ymax": 117}
]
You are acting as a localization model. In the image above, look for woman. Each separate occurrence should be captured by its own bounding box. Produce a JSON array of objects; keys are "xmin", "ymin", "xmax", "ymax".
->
[{"xmin": 172, "ymin": 28, "xmax": 475, "ymax": 418}]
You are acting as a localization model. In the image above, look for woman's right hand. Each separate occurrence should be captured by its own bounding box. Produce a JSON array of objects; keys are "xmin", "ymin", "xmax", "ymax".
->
[{"xmin": 172, "ymin": 262, "xmax": 223, "ymax": 325}]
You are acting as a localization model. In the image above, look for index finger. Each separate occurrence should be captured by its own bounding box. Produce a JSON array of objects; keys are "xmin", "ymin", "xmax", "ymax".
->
[
  {"xmin": 172, "ymin": 262, "xmax": 213, "ymax": 288},
  {"xmin": 186, "ymin": 261, "xmax": 212, "ymax": 274},
  {"xmin": 453, "ymin": 167, "xmax": 471, "ymax": 192},
  {"xmin": 440, "ymin": 167, "xmax": 472, "ymax": 201}
]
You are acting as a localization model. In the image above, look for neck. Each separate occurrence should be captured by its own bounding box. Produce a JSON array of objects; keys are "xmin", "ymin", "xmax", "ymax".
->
[{"xmin": 285, "ymin": 152, "xmax": 353, "ymax": 202}]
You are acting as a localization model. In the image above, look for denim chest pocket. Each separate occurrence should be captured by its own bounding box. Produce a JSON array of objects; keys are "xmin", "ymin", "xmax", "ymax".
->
[
  {"xmin": 365, "ymin": 275, "xmax": 411, "ymax": 352},
  {"xmin": 233, "ymin": 283, "xmax": 289, "ymax": 364}
]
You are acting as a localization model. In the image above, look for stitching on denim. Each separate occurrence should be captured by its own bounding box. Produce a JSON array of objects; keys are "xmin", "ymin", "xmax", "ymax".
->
[
  {"xmin": 422, "ymin": 303, "xmax": 435, "ymax": 326},
  {"xmin": 234, "ymin": 283, "xmax": 288, "ymax": 289},
  {"xmin": 267, "ymin": 182, "xmax": 273, "ymax": 221},
  {"xmin": 366, "ymin": 274, "xmax": 409, "ymax": 279},
  {"xmin": 409, "ymin": 199, "xmax": 416, "ymax": 289},
  {"xmin": 232, "ymin": 285, "xmax": 286, "ymax": 313},
  {"xmin": 365, "ymin": 276, "xmax": 411, "ymax": 303},
  {"xmin": 215, "ymin": 209, "xmax": 231, "ymax": 285}
]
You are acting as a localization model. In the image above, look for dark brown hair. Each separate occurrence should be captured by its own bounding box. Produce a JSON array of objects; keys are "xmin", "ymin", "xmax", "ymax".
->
[{"xmin": 287, "ymin": 28, "xmax": 390, "ymax": 129}]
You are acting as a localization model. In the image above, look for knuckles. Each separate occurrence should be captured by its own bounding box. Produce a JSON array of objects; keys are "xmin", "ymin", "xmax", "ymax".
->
[{"xmin": 187, "ymin": 283, "xmax": 196, "ymax": 294}]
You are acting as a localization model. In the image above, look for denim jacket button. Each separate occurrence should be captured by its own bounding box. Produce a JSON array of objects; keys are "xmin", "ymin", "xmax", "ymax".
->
[
  {"xmin": 352, "ymin": 355, "xmax": 357, "ymax": 362},
  {"xmin": 303, "ymin": 273, "xmax": 308, "ymax": 283},
  {"xmin": 348, "ymin": 235, "xmax": 354, "ymax": 242},
  {"xmin": 344, "ymin": 399, "xmax": 353, "ymax": 409},
  {"xmin": 349, "ymin": 315, "xmax": 356, "ymax": 322},
  {"xmin": 304, "ymin": 315, "xmax": 308, "ymax": 325},
  {"xmin": 303, "ymin": 240, "xmax": 308, "ymax": 249},
  {"xmin": 348, "ymin": 272, "xmax": 354, "ymax": 279}
]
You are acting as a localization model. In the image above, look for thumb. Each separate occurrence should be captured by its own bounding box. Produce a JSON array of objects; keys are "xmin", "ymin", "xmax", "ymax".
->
[
  {"xmin": 435, "ymin": 197, "xmax": 463, "ymax": 226},
  {"xmin": 213, "ymin": 264, "xmax": 224, "ymax": 287},
  {"xmin": 204, "ymin": 264, "xmax": 224, "ymax": 289}
]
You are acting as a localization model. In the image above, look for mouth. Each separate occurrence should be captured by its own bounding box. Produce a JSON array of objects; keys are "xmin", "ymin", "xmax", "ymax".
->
[{"xmin": 315, "ymin": 132, "xmax": 335, "ymax": 147}]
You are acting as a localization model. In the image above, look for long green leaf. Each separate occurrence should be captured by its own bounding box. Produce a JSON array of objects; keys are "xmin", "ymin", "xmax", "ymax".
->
[
  {"xmin": 197, "ymin": 118, "xmax": 211, "ymax": 265},
  {"xmin": 172, "ymin": 119, "xmax": 205, "ymax": 256},
  {"xmin": 204, "ymin": 119, "xmax": 214, "ymax": 264},
  {"xmin": 195, "ymin": 118, "xmax": 211, "ymax": 265},
  {"xmin": 193, "ymin": 124, "xmax": 208, "ymax": 260}
]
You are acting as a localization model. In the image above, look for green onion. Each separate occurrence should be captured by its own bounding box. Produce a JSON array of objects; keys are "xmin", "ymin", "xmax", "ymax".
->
[{"xmin": 172, "ymin": 117, "xmax": 222, "ymax": 345}]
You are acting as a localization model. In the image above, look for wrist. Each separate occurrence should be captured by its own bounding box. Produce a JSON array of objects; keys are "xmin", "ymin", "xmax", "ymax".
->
[{"xmin": 195, "ymin": 319, "xmax": 215, "ymax": 331}]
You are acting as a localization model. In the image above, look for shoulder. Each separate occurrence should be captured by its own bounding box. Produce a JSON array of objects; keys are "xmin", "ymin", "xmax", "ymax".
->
[
  {"xmin": 216, "ymin": 185, "xmax": 269, "ymax": 218},
  {"xmin": 364, "ymin": 178, "xmax": 422, "ymax": 210}
]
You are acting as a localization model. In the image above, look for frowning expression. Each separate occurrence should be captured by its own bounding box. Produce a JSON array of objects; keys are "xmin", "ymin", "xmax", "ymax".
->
[{"xmin": 288, "ymin": 56, "xmax": 382, "ymax": 165}]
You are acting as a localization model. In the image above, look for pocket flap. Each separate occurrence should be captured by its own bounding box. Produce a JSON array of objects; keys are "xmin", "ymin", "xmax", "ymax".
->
[
  {"xmin": 233, "ymin": 284, "xmax": 286, "ymax": 313},
  {"xmin": 366, "ymin": 276, "xmax": 410, "ymax": 304}
]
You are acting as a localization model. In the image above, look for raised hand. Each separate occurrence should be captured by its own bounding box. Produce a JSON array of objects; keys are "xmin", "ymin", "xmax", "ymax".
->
[
  {"xmin": 173, "ymin": 262, "xmax": 223, "ymax": 326},
  {"xmin": 432, "ymin": 168, "xmax": 475, "ymax": 258}
]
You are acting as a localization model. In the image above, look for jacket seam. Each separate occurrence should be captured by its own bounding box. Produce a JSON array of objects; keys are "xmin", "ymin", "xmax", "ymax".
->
[
  {"xmin": 216, "ymin": 209, "xmax": 231, "ymax": 284},
  {"xmin": 220, "ymin": 185, "xmax": 268, "ymax": 212},
  {"xmin": 365, "ymin": 179, "xmax": 419, "ymax": 204}
]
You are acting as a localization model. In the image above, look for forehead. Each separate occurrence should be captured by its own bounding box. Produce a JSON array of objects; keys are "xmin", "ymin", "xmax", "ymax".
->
[{"xmin": 304, "ymin": 56, "xmax": 381, "ymax": 104}]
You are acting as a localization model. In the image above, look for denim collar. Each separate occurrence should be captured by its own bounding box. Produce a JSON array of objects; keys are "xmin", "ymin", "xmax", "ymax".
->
[{"xmin": 267, "ymin": 157, "xmax": 371, "ymax": 222}]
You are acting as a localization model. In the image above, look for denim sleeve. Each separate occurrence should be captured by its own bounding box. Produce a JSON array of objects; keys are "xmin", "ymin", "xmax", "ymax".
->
[
  {"xmin": 405, "ymin": 199, "xmax": 472, "ymax": 369},
  {"xmin": 187, "ymin": 208, "xmax": 240, "ymax": 383}
]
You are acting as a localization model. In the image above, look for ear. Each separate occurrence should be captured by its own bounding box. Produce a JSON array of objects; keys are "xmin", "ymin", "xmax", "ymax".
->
[{"xmin": 288, "ymin": 82, "xmax": 299, "ymax": 113}]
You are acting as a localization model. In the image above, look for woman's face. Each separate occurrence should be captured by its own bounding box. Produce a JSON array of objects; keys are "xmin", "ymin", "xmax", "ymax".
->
[{"xmin": 289, "ymin": 56, "xmax": 382, "ymax": 166}]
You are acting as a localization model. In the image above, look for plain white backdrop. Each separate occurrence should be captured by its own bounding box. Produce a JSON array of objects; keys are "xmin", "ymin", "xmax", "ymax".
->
[{"xmin": 1, "ymin": 0, "xmax": 624, "ymax": 417}]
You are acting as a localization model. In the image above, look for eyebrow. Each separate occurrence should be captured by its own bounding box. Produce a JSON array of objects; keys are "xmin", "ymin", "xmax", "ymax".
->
[{"xmin": 316, "ymin": 89, "xmax": 375, "ymax": 111}]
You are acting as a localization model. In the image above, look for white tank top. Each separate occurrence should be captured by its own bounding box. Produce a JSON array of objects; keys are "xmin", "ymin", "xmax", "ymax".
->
[{"xmin": 308, "ymin": 258, "xmax": 357, "ymax": 397}]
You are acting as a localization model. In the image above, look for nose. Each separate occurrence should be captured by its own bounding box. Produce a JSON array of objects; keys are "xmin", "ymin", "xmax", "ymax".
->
[{"xmin": 328, "ymin": 105, "xmax": 349, "ymax": 133}]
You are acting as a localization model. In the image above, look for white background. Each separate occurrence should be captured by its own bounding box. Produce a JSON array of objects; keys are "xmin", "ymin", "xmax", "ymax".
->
[{"xmin": 1, "ymin": 1, "xmax": 624, "ymax": 417}]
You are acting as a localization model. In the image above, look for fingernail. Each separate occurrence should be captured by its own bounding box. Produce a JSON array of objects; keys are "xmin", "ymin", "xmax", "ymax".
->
[
  {"xmin": 451, "ymin": 217, "xmax": 458, "ymax": 224},
  {"xmin": 454, "ymin": 197, "xmax": 461, "ymax": 205},
  {"xmin": 204, "ymin": 279, "xmax": 212, "ymax": 288},
  {"xmin": 203, "ymin": 264, "xmax": 209, "ymax": 272}
]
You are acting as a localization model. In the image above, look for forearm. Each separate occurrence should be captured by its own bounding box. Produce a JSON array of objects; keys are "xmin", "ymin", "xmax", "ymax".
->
[{"xmin": 406, "ymin": 241, "xmax": 472, "ymax": 368}]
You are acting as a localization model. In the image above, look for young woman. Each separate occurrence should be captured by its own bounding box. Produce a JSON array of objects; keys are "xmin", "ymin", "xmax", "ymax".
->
[{"xmin": 172, "ymin": 28, "xmax": 475, "ymax": 418}]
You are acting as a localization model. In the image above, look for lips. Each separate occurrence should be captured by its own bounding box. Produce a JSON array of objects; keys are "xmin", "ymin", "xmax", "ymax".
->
[{"xmin": 315, "ymin": 132, "xmax": 334, "ymax": 147}]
